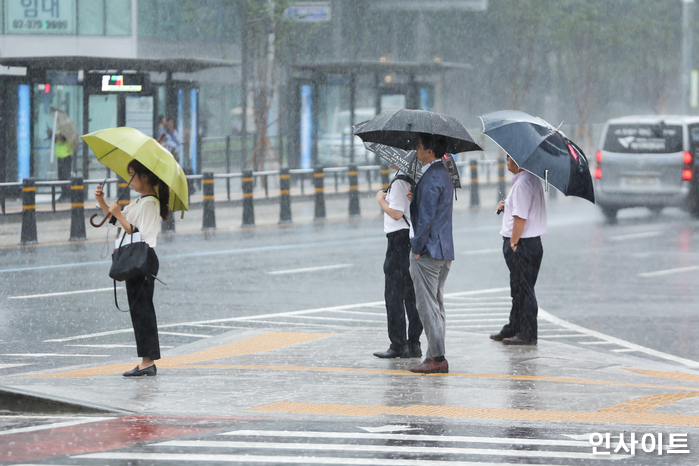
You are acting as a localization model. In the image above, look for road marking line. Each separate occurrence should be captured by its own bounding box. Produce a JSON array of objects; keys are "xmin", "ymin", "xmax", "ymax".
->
[
  {"xmin": 23, "ymin": 332, "xmax": 334, "ymax": 379},
  {"xmin": 217, "ymin": 429, "xmax": 589, "ymax": 447},
  {"xmin": 7, "ymin": 287, "xmax": 123, "ymax": 299},
  {"xmin": 624, "ymin": 368, "xmax": 699, "ymax": 383},
  {"xmin": 0, "ymin": 363, "xmax": 29, "ymax": 369},
  {"xmin": 578, "ymin": 341, "xmax": 620, "ymax": 345},
  {"xmin": 610, "ymin": 231, "xmax": 663, "ymax": 241},
  {"xmin": 268, "ymin": 264, "xmax": 353, "ymax": 275},
  {"xmin": 0, "ymin": 417, "xmax": 115, "ymax": 436},
  {"xmin": 539, "ymin": 309, "xmax": 699, "ymax": 368},
  {"xmin": 537, "ymin": 334, "xmax": 587, "ymax": 339},
  {"xmin": 461, "ymin": 248, "xmax": 501, "ymax": 255},
  {"xmin": 158, "ymin": 331, "xmax": 212, "ymax": 338},
  {"xmin": 638, "ymin": 265, "xmax": 699, "ymax": 278},
  {"xmin": 0, "ymin": 353, "xmax": 110, "ymax": 357},
  {"xmin": 72, "ymin": 452, "xmax": 571, "ymax": 465},
  {"xmin": 150, "ymin": 440, "xmax": 608, "ymax": 460},
  {"xmin": 282, "ymin": 315, "xmax": 380, "ymax": 323},
  {"xmin": 250, "ymin": 400, "xmax": 699, "ymax": 428},
  {"xmin": 599, "ymin": 392, "xmax": 699, "ymax": 414},
  {"xmin": 180, "ymin": 364, "xmax": 699, "ymax": 392}
]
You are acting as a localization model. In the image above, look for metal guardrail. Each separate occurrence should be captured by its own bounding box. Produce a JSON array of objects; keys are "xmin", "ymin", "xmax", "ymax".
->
[{"xmin": 0, "ymin": 159, "xmax": 502, "ymax": 216}]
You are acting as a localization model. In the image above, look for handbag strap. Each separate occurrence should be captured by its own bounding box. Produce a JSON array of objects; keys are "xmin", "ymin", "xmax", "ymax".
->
[{"xmin": 113, "ymin": 274, "xmax": 166, "ymax": 313}]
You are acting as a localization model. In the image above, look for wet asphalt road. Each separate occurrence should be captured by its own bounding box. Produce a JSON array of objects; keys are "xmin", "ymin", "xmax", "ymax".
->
[{"xmin": 1, "ymin": 196, "xmax": 699, "ymax": 374}]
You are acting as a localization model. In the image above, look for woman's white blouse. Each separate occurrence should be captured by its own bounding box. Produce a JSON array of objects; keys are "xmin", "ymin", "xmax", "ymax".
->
[{"xmin": 120, "ymin": 195, "xmax": 160, "ymax": 247}]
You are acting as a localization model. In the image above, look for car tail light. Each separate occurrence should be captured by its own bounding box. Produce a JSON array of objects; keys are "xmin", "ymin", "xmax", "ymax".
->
[
  {"xmin": 683, "ymin": 151, "xmax": 693, "ymax": 181},
  {"xmin": 595, "ymin": 151, "xmax": 602, "ymax": 179}
]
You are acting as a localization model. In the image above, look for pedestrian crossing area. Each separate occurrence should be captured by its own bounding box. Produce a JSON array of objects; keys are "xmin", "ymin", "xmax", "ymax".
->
[
  {"xmin": 64, "ymin": 428, "xmax": 628, "ymax": 465},
  {"xmin": 1, "ymin": 288, "xmax": 690, "ymax": 376}
]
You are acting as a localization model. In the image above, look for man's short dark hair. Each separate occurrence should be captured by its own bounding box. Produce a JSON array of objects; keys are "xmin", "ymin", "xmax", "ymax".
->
[{"xmin": 419, "ymin": 133, "xmax": 447, "ymax": 158}]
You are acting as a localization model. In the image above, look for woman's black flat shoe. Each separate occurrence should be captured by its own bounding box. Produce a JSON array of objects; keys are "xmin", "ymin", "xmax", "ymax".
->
[{"xmin": 123, "ymin": 364, "xmax": 157, "ymax": 377}]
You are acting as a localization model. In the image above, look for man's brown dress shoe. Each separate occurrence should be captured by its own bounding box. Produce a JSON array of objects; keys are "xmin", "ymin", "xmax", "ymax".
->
[
  {"xmin": 489, "ymin": 333, "xmax": 506, "ymax": 341},
  {"xmin": 502, "ymin": 336, "xmax": 537, "ymax": 345},
  {"xmin": 409, "ymin": 357, "xmax": 449, "ymax": 374}
]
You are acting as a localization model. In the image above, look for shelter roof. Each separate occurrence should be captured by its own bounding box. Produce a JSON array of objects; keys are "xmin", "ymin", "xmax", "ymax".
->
[
  {"xmin": 0, "ymin": 56, "xmax": 240, "ymax": 73},
  {"xmin": 292, "ymin": 60, "xmax": 471, "ymax": 75}
]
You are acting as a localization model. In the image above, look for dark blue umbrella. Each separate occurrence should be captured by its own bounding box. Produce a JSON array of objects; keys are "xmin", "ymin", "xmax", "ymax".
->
[{"xmin": 479, "ymin": 110, "xmax": 595, "ymax": 203}]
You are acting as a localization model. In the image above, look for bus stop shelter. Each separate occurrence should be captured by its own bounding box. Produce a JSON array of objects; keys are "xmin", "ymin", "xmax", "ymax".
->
[
  {"xmin": 286, "ymin": 60, "xmax": 471, "ymax": 168},
  {"xmin": 0, "ymin": 56, "xmax": 239, "ymax": 184}
]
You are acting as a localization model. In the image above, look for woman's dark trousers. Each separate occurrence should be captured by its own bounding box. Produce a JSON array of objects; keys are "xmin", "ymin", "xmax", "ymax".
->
[
  {"xmin": 125, "ymin": 250, "xmax": 161, "ymax": 360},
  {"xmin": 384, "ymin": 229, "xmax": 423, "ymax": 351},
  {"xmin": 499, "ymin": 237, "xmax": 543, "ymax": 342}
]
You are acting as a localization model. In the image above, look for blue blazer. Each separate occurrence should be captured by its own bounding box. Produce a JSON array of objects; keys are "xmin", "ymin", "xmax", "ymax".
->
[{"xmin": 410, "ymin": 161, "xmax": 454, "ymax": 260}]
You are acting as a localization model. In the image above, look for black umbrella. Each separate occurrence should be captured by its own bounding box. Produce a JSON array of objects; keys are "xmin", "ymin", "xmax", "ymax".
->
[
  {"xmin": 353, "ymin": 109, "xmax": 482, "ymax": 154},
  {"xmin": 479, "ymin": 110, "xmax": 595, "ymax": 203},
  {"xmin": 363, "ymin": 140, "xmax": 462, "ymax": 193}
]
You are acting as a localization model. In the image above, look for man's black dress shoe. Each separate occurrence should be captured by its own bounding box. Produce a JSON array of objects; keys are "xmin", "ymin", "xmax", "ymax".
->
[
  {"xmin": 373, "ymin": 348, "xmax": 402, "ymax": 358},
  {"xmin": 407, "ymin": 344, "xmax": 422, "ymax": 358},
  {"xmin": 502, "ymin": 336, "xmax": 537, "ymax": 346},
  {"xmin": 490, "ymin": 333, "xmax": 506, "ymax": 341},
  {"xmin": 123, "ymin": 364, "xmax": 157, "ymax": 377}
]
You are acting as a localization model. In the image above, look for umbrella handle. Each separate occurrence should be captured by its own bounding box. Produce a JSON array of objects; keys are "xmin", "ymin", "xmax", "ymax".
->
[{"xmin": 90, "ymin": 213, "xmax": 110, "ymax": 228}]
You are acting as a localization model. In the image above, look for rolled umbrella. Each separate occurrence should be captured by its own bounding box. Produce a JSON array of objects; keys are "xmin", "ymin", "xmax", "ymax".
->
[
  {"xmin": 81, "ymin": 127, "xmax": 189, "ymax": 226},
  {"xmin": 353, "ymin": 109, "xmax": 482, "ymax": 154},
  {"xmin": 479, "ymin": 110, "xmax": 595, "ymax": 203}
]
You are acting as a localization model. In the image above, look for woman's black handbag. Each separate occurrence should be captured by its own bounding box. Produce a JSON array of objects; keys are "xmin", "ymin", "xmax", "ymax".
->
[{"xmin": 109, "ymin": 226, "xmax": 150, "ymax": 281}]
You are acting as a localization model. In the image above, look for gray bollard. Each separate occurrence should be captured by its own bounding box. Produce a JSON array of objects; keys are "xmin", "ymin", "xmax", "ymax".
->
[
  {"xmin": 118, "ymin": 179, "xmax": 131, "ymax": 207},
  {"xmin": 469, "ymin": 159, "xmax": 480, "ymax": 208},
  {"xmin": 202, "ymin": 172, "xmax": 216, "ymax": 230},
  {"xmin": 348, "ymin": 164, "xmax": 360, "ymax": 217},
  {"xmin": 380, "ymin": 162, "xmax": 390, "ymax": 191},
  {"xmin": 314, "ymin": 165, "xmax": 326, "ymax": 220},
  {"xmin": 69, "ymin": 177, "xmax": 86, "ymax": 241},
  {"xmin": 242, "ymin": 169, "xmax": 255, "ymax": 226},
  {"xmin": 20, "ymin": 178, "xmax": 37, "ymax": 245},
  {"xmin": 279, "ymin": 167, "xmax": 292, "ymax": 224},
  {"xmin": 497, "ymin": 155, "xmax": 506, "ymax": 201}
]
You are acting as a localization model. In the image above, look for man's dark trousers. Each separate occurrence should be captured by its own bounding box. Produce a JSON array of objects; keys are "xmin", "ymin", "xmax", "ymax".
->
[
  {"xmin": 384, "ymin": 229, "xmax": 422, "ymax": 351},
  {"xmin": 499, "ymin": 236, "xmax": 543, "ymax": 342},
  {"xmin": 57, "ymin": 156, "xmax": 72, "ymax": 199}
]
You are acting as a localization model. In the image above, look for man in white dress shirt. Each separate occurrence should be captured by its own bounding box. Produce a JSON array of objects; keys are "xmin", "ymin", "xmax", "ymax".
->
[{"xmin": 491, "ymin": 155, "xmax": 547, "ymax": 345}]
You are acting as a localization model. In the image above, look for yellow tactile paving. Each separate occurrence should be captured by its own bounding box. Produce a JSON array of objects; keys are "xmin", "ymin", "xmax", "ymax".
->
[
  {"xmin": 20, "ymin": 332, "xmax": 333, "ymax": 379},
  {"xmin": 175, "ymin": 363, "xmax": 699, "ymax": 392},
  {"xmin": 624, "ymin": 368, "xmax": 699, "ymax": 382},
  {"xmin": 599, "ymin": 392, "xmax": 699, "ymax": 414},
  {"xmin": 249, "ymin": 400, "xmax": 699, "ymax": 427}
]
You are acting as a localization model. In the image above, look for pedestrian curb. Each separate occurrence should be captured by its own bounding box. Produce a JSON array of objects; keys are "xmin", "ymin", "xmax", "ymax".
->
[{"xmin": 0, "ymin": 385, "xmax": 131, "ymax": 415}]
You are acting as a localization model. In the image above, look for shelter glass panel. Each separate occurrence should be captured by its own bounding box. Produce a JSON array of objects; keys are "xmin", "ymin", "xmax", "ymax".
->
[
  {"xmin": 317, "ymin": 79, "xmax": 356, "ymax": 166},
  {"xmin": 32, "ymin": 84, "xmax": 82, "ymax": 181}
]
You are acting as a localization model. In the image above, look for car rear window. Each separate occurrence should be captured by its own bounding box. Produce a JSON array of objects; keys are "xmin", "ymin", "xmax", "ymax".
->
[{"xmin": 603, "ymin": 124, "xmax": 683, "ymax": 153}]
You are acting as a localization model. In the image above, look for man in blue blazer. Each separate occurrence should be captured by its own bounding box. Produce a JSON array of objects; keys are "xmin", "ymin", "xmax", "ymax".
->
[{"xmin": 408, "ymin": 133, "xmax": 454, "ymax": 374}]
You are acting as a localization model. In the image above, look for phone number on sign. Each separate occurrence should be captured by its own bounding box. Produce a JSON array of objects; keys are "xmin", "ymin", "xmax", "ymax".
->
[{"xmin": 12, "ymin": 19, "xmax": 68, "ymax": 30}]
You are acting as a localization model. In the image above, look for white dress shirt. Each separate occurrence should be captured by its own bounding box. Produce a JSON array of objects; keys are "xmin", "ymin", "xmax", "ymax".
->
[{"xmin": 500, "ymin": 170, "xmax": 547, "ymax": 238}]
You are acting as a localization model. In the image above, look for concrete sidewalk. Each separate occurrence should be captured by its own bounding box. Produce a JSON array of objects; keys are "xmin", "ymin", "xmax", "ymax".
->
[{"xmin": 3, "ymin": 322, "xmax": 699, "ymax": 431}]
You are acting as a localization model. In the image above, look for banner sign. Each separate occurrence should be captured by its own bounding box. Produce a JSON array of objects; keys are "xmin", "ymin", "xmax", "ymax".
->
[{"xmin": 6, "ymin": 0, "xmax": 76, "ymax": 34}]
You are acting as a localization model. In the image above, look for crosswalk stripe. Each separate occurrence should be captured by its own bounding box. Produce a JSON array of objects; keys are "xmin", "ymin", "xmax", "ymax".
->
[
  {"xmin": 217, "ymin": 429, "xmax": 590, "ymax": 447},
  {"xmin": 73, "ymin": 452, "xmax": 569, "ymax": 465},
  {"xmin": 150, "ymin": 440, "xmax": 616, "ymax": 460}
]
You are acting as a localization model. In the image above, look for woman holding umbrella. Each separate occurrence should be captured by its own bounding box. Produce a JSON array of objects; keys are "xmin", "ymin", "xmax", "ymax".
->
[{"xmin": 94, "ymin": 160, "xmax": 170, "ymax": 377}]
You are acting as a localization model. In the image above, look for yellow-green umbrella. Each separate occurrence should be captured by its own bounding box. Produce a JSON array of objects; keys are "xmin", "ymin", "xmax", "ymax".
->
[{"xmin": 81, "ymin": 127, "xmax": 189, "ymax": 217}]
